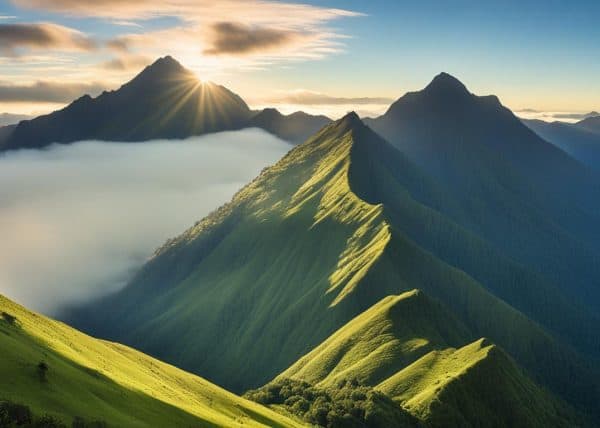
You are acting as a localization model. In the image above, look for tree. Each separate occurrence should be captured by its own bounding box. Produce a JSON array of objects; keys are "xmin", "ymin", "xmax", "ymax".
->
[{"xmin": 37, "ymin": 361, "xmax": 49, "ymax": 382}]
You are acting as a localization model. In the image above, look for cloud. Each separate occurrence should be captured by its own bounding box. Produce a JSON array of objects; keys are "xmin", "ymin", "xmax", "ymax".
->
[
  {"xmin": 0, "ymin": 129, "xmax": 290, "ymax": 314},
  {"xmin": 0, "ymin": 80, "xmax": 107, "ymax": 103},
  {"xmin": 0, "ymin": 15, "xmax": 17, "ymax": 19},
  {"xmin": 269, "ymin": 90, "xmax": 394, "ymax": 106},
  {"xmin": 204, "ymin": 22, "xmax": 305, "ymax": 56},
  {"xmin": 101, "ymin": 54, "xmax": 151, "ymax": 71},
  {"xmin": 0, "ymin": 112, "xmax": 33, "ymax": 126},
  {"xmin": 516, "ymin": 109, "xmax": 600, "ymax": 123},
  {"xmin": 111, "ymin": 20, "xmax": 142, "ymax": 28},
  {"xmin": 12, "ymin": 0, "xmax": 361, "ymax": 67},
  {"xmin": 0, "ymin": 22, "xmax": 97, "ymax": 56}
]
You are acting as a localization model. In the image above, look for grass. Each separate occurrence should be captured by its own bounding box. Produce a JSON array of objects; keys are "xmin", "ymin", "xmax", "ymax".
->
[{"xmin": 0, "ymin": 295, "xmax": 305, "ymax": 427}]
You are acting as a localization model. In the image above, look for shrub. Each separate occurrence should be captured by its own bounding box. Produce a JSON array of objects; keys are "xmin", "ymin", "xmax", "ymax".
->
[
  {"xmin": 1, "ymin": 312, "xmax": 17, "ymax": 326},
  {"xmin": 37, "ymin": 361, "xmax": 49, "ymax": 382}
]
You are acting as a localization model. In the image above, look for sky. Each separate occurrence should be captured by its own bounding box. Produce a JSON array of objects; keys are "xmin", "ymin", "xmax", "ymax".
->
[
  {"xmin": 0, "ymin": 129, "xmax": 289, "ymax": 314},
  {"xmin": 0, "ymin": 0, "xmax": 599, "ymax": 119}
]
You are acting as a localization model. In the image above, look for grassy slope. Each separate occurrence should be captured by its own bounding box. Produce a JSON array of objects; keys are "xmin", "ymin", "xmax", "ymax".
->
[
  {"xmin": 278, "ymin": 291, "xmax": 578, "ymax": 427},
  {"xmin": 66, "ymin": 114, "xmax": 600, "ymax": 419},
  {"xmin": 0, "ymin": 295, "xmax": 304, "ymax": 428}
]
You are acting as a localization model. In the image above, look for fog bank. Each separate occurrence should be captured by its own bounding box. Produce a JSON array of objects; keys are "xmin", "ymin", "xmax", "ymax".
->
[{"xmin": 0, "ymin": 129, "xmax": 289, "ymax": 314}]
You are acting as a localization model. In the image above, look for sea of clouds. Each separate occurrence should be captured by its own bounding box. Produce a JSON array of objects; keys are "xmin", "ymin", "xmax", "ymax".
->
[{"xmin": 0, "ymin": 129, "xmax": 290, "ymax": 314}]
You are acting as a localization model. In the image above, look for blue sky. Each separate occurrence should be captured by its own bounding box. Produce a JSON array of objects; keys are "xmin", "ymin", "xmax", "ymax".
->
[{"xmin": 1, "ymin": 0, "xmax": 598, "ymax": 117}]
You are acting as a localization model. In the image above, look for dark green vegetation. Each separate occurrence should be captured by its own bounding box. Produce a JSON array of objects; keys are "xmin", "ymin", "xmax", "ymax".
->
[
  {"xmin": 249, "ymin": 108, "xmax": 331, "ymax": 144},
  {"xmin": 264, "ymin": 291, "xmax": 581, "ymax": 427},
  {"xmin": 0, "ymin": 57, "xmax": 329, "ymax": 151},
  {"xmin": 0, "ymin": 295, "xmax": 305, "ymax": 427},
  {"xmin": 1, "ymin": 399, "xmax": 106, "ymax": 427},
  {"xmin": 246, "ymin": 378, "xmax": 421, "ymax": 428},
  {"xmin": 522, "ymin": 118, "xmax": 600, "ymax": 170},
  {"xmin": 67, "ymin": 81, "xmax": 600, "ymax": 426}
]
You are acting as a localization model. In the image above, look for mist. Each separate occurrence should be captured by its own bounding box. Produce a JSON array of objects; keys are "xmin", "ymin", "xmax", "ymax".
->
[{"xmin": 0, "ymin": 129, "xmax": 290, "ymax": 314}]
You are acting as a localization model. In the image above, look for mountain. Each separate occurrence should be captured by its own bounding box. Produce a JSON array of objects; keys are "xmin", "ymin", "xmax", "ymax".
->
[
  {"xmin": 0, "ymin": 57, "xmax": 332, "ymax": 151},
  {"xmin": 0, "ymin": 56, "xmax": 253, "ymax": 151},
  {"xmin": 366, "ymin": 72, "xmax": 600, "ymax": 314},
  {"xmin": 0, "ymin": 294, "xmax": 303, "ymax": 427},
  {"xmin": 248, "ymin": 108, "xmax": 331, "ymax": 144},
  {"xmin": 262, "ymin": 291, "xmax": 580, "ymax": 427},
  {"xmin": 66, "ymin": 112, "xmax": 600, "ymax": 422},
  {"xmin": 522, "ymin": 118, "xmax": 600, "ymax": 170},
  {"xmin": 576, "ymin": 116, "xmax": 600, "ymax": 135}
]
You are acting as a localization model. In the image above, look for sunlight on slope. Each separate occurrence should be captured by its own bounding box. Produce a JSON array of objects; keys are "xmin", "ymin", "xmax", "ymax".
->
[{"xmin": 0, "ymin": 294, "xmax": 305, "ymax": 427}]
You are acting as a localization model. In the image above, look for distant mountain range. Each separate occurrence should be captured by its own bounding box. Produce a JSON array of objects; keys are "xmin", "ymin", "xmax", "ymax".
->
[
  {"xmin": 522, "ymin": 117, "xmax": 600, "ymax": 169},
  {"xmin": 66, "ymin": 75, "xmax": 600, "ymax": 426},
  {"xmin": 0, "ymin": 56, "xmax": 330, "ymax": 151}
]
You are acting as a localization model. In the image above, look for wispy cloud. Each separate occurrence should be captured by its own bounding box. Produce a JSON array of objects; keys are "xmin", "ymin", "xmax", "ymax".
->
[
  {"xmin": 111, "ymin": 20, "xmax": 142, "ymax": 28},
  {"xmin": 268, "ymin": 90, "xmax": 394, "ymax": 106},
  {"xmin": 0, "ymin": 80, "xmax": 107, "ymax": 102},
  {"xmin": 0, "ymin": 22, "xmax": 97, "ymax": 56},
  {"xmin": 0, "ymin": 15, "xmax": 18, "ymax": 19}
]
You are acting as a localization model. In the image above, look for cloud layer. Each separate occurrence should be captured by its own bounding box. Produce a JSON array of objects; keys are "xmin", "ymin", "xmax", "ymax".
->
[
  {"xmin": 0, "ymin": 129, "xmax": 289, "ymax": 314},
  {"xmin": 0, "ymin": 80, "xmax": 107, "ymax": 102}
]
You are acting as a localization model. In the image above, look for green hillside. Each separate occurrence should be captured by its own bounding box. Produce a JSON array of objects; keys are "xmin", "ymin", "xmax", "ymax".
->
[
  {"xmin": 66, "ymin": 112, "xmax": 600, "ymax": 422},
  {"xmin": 0, "ymin": 294, "xmax": 304, "ymax": 427},
  {"xmin": 274, "ymin": 291, "xmax": 578, "ymax": 427}
]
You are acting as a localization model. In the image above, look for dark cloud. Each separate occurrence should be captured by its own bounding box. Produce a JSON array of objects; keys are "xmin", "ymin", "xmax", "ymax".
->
[
  {"xmin": 204, "ymin": 22, "xmax": 300, "ymax": 55},
  {"xmin": 0, "ymin": 81, "xmax": 107, "ymax": 103},
  {"xmin": 273, "ymin": 90, "xmax": 394, "ymax": 106},
  {"xmin": 0, "ymin": 22, "xmax": 96, "ymax": 55}
]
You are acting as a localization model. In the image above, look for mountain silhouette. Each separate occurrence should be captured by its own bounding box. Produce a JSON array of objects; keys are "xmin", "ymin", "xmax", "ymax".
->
[
  {"xmin": 367, "ymin": 72, "xmax": 600, "ymax": 314},
  {"xmin": 523, "ymin": 118, "xmax": 600, "ymax": 170},
  {"xmin": 0, "ymin": 56, "xmax": 334, "ymax": 150},
  {"xmin": 576, "ymin": 115, "xmax": 600, "ymax": 135},
  {"xmin": 248, "ymin": 108, "xmax": 330, "ymax": 143}
]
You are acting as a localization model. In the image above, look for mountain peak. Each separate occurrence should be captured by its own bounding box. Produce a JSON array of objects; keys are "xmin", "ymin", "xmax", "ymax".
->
[
  {"xmin": 132, "ymin": 55, "xmax": 192, "ymax": 84},
  {"xmin": 424, "ymin": 72, "xmax": 470, "ymax": 97},
  {"xmin": 337, "ymin": 111, "xmax": 363, "ymax": 130}
]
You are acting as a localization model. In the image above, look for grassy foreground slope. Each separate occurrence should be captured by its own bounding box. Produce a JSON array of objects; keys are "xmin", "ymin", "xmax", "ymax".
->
[
  {"xmin": 66, "ymin": 113, "xmax": 600, "ymax": 420},
  {"xmin": 0, "ymin": 295, "xmax": 304, "ymax": 428},
  {"xmin": 274, "ymin": 291, "xmax": 579, "ymax": 427}
]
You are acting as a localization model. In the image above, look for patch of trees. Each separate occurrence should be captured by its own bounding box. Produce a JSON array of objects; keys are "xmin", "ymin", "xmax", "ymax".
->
[
  {"xmin": 0, "ymin": 400, "xmax": 107, "ymax": 428},
  {"xmin": 1, "ymin": 312, "xmax": 17, "ymax": 326},
  {"xmin": 245, "ymin": 378, "xmax": 421, "ymax": 428}
]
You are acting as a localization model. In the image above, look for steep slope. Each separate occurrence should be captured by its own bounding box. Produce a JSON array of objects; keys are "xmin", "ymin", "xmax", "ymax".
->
[
  {"xmin": 576, "ymin": 116, "xmax": 600, "ymax": 135},
  {"xmin": 2, "ymin": 56, "xmax": 252, "ymax": 151},
  {"xmin": 249, "ymin": 108, "xmax": 331, "ymax": 144},
  {"xmin": 0, "ymin": 294, "xmax": 304, "ymax": 428},
  {"xmin": 366, "ymin": 73, "xmax": 600, "ymax": 312},
  {"xmin": 271, "ymin": 291, "xmax": 579, "ymax": 427},
  {"xmin": 66, "ymin": 114, "xmax": 600, "ymax": 421},
  {"xmin": 522, "ymin": 118, "xmax": 600, "ymax": 170}
]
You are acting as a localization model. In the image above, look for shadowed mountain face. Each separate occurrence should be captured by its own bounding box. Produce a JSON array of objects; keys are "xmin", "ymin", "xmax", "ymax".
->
[
  {"xmin": 576, "ymin": 116, "xmax": 600, "ymax": 135},
  {"xmin": 522, "ymin": 118, "xmax": 600, "ymax": 170},
  {"xmin": 249, "ymin": 108, "xmax": 331, "ymax": 144},
  {"xmin": 66, "ymin": 113, "xmax": 600, "ymax": 422},
  {"xmin": 366, "ymin": 73, "xmax": 600, "ymax": 313},
  {"xmin": 0, "ymin": 56, "xmax": 253, "ymax": 150}
]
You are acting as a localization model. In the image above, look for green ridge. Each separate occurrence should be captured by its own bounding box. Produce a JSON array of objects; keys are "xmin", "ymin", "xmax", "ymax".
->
[
  {"xmin": 66, "ymin": 112, "xmax": 600, "ymax": 422},
  {"xmin": 0, "ymin": 295, "xmax": 304, "ymax": 427}
]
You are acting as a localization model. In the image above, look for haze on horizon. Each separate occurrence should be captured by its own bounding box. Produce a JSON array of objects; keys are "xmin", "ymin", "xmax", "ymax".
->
[{"xmin": 0, "ymin": 0, "xmax": 598, "ymax": 120}]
